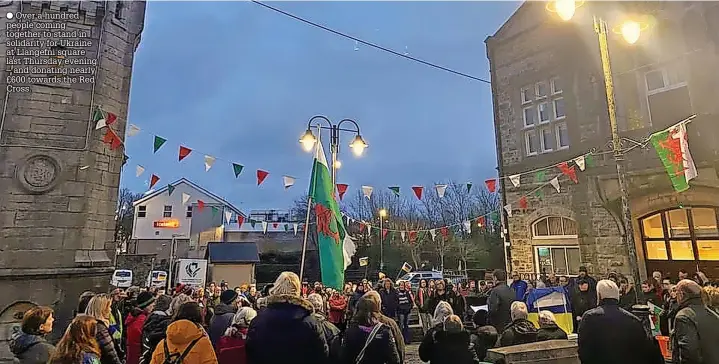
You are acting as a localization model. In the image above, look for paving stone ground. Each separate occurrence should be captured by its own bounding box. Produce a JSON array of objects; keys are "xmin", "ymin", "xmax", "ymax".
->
[{"xmin": 405, "ymin": 344, "xmax": 424, "ymax": 364}]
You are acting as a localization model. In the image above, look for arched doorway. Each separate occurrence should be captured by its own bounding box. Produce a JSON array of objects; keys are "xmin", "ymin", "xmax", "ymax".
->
[
  {"xmin": 531, "ymin": 216, "xmax": 581, "ymax": 276},
  {"xmin": 639, "ymin": 206, "xmax": 719, "ymax": 279}
]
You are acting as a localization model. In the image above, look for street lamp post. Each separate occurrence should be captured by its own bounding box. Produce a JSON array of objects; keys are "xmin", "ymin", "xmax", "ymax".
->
[
  {"xmin": 299, "ymin": 115, "xmax": 368, "ymax": 185},
  {"xmin": 379, "ymin": 209, "xmax": 387, "ymax": 272},
  {"xmin": 547, "ymin": 1, "xmax": 645, "ymax": 285}
]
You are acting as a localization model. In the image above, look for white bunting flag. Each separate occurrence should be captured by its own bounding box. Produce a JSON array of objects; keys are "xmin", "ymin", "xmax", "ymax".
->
[
  {"xmin": 574, "ymin": 155, "xmax": 586, "ymax": 171},
  {"xmin": 509, "ymin": 174, "xmax": 521, "ymax": 187},
  {"xmin": 182, "ymin": 193, "xmax": 191, "ymax": 205},
  {"xmin": 135, "ymin": 165, "xmax": 145, "ymax": 177},
  {"xmin": 262, "ymin": 221, "xmax": 268, "ymax": 234},
  {"xmin": 204, "ymin": 155, "xmax": 216, "ymax": 172},
  {"xmin": 550, "ymin": 176, "xmax": 561, "ymax": 193},
  {"xmin": 429, "ymin": 229, "xmax": 437, "ymax": 241},
  {"xmin": 362, "ymin": 186, "xmax": 373, "ymax": 199},
  {"xmin": 127, "ymin": 124, "xmax": 141, "ymax": 137},
  {"xmin": 367, "ymin": 225, "xmax": 372, "ymax": 235},
  {"xmin": 463, "ymin": 221, "xmax": 471, "ymax": 234},
  {"xmin": 401, "ymin": 231, "xmax": 406, "ymax": 241},
  {"xmin": 283, "ymin": 176, "xmax": 296, "ymax": 189},
  {"xmin": 435, "ymin": 184, "xmax": 448, "ymax": 198},
  {"xmin": 293, "ymin": 223, "xmax": 298, "ymax": 235},
  {"xmin": 224, "ymin": 211, "xmax": 232, "ymax": 224},
  {"xmin": 504, "ymin": 204, "xmax": 512, "ymax": 217}
]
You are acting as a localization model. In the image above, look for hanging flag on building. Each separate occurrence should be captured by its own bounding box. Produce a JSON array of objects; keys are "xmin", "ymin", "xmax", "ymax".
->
[{"xmin": 651, "ymin": 123, "xmax": 697, "ymax": 192}]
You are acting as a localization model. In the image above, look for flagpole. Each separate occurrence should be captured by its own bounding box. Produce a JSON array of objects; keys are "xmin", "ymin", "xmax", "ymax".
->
[{"xmin": 299, "ymin": 125, "xmax": 321, "ymax": 284}]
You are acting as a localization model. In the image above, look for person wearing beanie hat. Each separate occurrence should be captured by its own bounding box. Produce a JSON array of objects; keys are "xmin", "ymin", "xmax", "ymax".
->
[
  {"xmin": 125, "ymin": 292, "xmax": 156, "ymax": 364},
  {"xmin": 209, "ymin": 289, "xmax": 239, "ymax": 348}
]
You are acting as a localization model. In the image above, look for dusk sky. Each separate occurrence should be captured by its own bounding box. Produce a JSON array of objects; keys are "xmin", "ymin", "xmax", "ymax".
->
[{"xmin": 121, "ymin": 1, "xmax": 521, "ymax": 211}]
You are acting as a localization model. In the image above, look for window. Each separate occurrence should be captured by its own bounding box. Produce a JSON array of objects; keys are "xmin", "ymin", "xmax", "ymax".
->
[
  {"xmin": 535, "ymin": 246, "xmax": 581, "ymax": 275},
  {"xmin": 525, "ymin": 130, "xmax": 538, "ymax": 156},
  {"xmin": 540, "ymin": 128, "xmax": 554, "ymax": 152},
  {"xmin": 137, "ymin": 206, "xmax": 146, "ymax": 218},
  {"xmin": 538, "ymin": 102, "xmax": 551, "ymax": 123},
  {"xmin": 551, "ymin": 78, "xmax": 562, "ymax": 94},
  {"xmin": 645, "ymin": 66, "xmax": 687, "ymax": 95},
  {"xmin": 523, "ymin": 106, "xmax": 537, "ymax": 127},
  {"xmin": 553, "ymin": 98, "xmax": 565, "ymax": 119},
  {"xmin": 535, "ymin": 82, "xmax": 548, "ymax": 99},
  {"xmin": 186, "ymin": 206, "xmax": 193, "ymax": 218},
  {"xmin": 532, "ymin": 216, "xmax": 578, "ymax": 238},
  {"xmin": 521, "ymin": 87, "xmax": 532, "ymax": 104},
  {"xmin": 556, "ymin": 122, "xmax": 569, "ymax": 149},
  {"xmin": 640, "ymin": 207, "xmax": 719, "ymax": 262},
  {"xmin": 163, "ymin": 205, "xmax": 172, "ymax": 218}
]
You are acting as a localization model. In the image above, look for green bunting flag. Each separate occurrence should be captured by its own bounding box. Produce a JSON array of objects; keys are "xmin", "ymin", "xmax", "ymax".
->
[
  {"xmin": 388, "ymin": 186, "xmax": 400, "ymax": 196},
  {"xmin": 584, "ymin": 154, "xmax": 594, "ymax": 168},
  {"xmin": 284, "ymin": 224, "xmax": 289, "ymax": 231},
  {"xmin": 535, "ymin": 170, "xmax": 546, "ymax": 183},
  {"xmin": 153, "ymin": 135, "xmax": 167, "ymax": 153},
  {"xmin": 211, "ymin": 206, "xmax": 218, "ymax": 218},
  {"xmin": 232, "ymin": 163, "xmax": 244, "ymax": 178},
  {"xmin": 490, "ymin": 211, "xmax": 499, "ymax": 223},
  {"xmin": 167, "ymin": 184, "xmax": 175, "ymax": 196},
  {"xmin": 466, "ymin": 182, "xmax": 473, "ymax": 193},
  {"xmin": 535, "ymin": 188, "xmax": 544, "ymax": 199},
  {"xmin": 250, "ymin": 220, "xmax": 256, "ymax": 229}
]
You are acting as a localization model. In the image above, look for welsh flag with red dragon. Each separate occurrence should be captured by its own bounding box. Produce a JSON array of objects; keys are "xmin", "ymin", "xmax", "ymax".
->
[
  {"xmin": 650, "ymin": 123, "xmax": 697, "ymax": 193},
  {"xmin": 309, "ymin": 140, "xmax": 356, "ymax": 290}
]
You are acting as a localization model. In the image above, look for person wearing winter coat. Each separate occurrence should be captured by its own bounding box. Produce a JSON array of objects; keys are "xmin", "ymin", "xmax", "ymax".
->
[
  {"xmin": 536, "ymin": 311, "xmax": 568, "ymax": 341},
  {"xmin": 419, "ymin": 301, "xmax": 454, "ymax": 359},
  {"xmin": 125, "ymin": 292, "xmax": 156, "ymax": 364},
  {"xmin": 570, "ymin": 279, "xmax": 596, "ymax": 333},
  {"xmin": 150, "ymin": 302, "xmax": 217, "ymax": 364},
  {"xmin": 328, "ymin": 291, "xmax": 348, "ymax": 331},
  {"xmin": 9, "ymin": 306, "xmax": 56, "ymax": 364},
  {"xmin": 671, "ymin": 279, "xmax": 719, "ymax": 364},
  {"xmin": 510, "ymin": 272, "xmax": 528, "ymax": 302},
  {"xmin": 660, "ymin": 284, "xmax": 679, "ymax": 336},
  {"xmin": 349, "ymin": 283, "xmax": 367, "ymax": 315},
  {"xmin": 48, "ymin": 315, "xmax": 102, "ymax": 364},
  {"xmin": 396, "ymin": 281, "xmax": 414, "ymax": 343},
  {"xmin": 245, "ymin": 272, "xmax": 330, "ymax": 364},
  {"xmin": 426, "ymin": 280, "xmax": 455, "ymax": 316},
  {"xmin": 216, "ymin": 307, "xmax": 256, "ymax": 364},
  {"xmin": 307, "ymin": 293, "xmax": 342, "ymax": 358},
  {"xmin": 488, "ymin": 270, "xmax": 515, "ymax": 333},
  {"xmin": 85, "ymin": 294, "xmax": 123, "ymax": 364},
  {"xmin": 341, "ymin": 292, "xmax": 401, "ymax": 364},
  {"xmin": 379, "ymin": 279, "xmax": 400, "ymax": 319},
  {"xmin": 139, "ymin": 295, "xmax": 173, "ymax": 364},
  {"xmin": 498, "ymin": 301, "xmax": 538, "ymax": 347},
  {"xmin": 418, "ymin": 315, "xmax": 480, "ymax": 364},
  {"xmin": 445, "ymin": 282, "xmax": 467, "ymax": 321},
  {"xmin": 209, "ymin": 290, "xmax": 239, "ymax": 349}
]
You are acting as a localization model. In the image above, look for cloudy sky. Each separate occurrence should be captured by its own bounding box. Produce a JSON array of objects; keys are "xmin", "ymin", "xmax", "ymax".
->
[{"xmin": 121, "ymin": 1, "xmax": 521, "ymax": 211}]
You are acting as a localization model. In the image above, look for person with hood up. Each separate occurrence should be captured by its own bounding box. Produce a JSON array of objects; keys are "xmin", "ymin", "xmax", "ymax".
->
[
  {"xmin": 216, "ymin": 307, "xmax": 256, "ymax": 364},
  {"xmin": 488, "ymin": 269, "xmax": 515, "ymax": 333},
  {"xmin": 379, "ymin": 279, "xmax": 399, "ymax": 320},
  {"xmin": 418, "ymin": 315, "xmax": 480, "ymax": 364},
  {"xmin": 498, "ymin": 301, "xmax": 538, "ymax": 347},
  {"xmin": 419, "ymin": 300, "xmax": 454, "ymax": 357},
  {"xmin": 125, "ymin": 292, "xmax": 156, "ymax": 364},
  {"xmin": 328, "ymin": 290, "xmax": 348, "ymax": 332},
  {"xmin": 209, "ymin": 289, "xmax": 239, "ymax": 349},
  {"xmin": 341, "ymin": 291, "xmax": 401, "ymax": 364},
  {"xmin": 245, "ymin": 272, "xmax": 330, "ymax": 364},
  {"xmin": 536, "ymin": 311, "xmax": 568, "ymax": 341},
  {"xmin": 150, "ymin": 302, "xmax": 217, "ymax": 364},
  {"xmin": 9, "ymin": 306, "xmax": 56, "ymax": 364},
  {"xmin": 140, "ymin": 295, "xmax": 173, "ymax": 364}
]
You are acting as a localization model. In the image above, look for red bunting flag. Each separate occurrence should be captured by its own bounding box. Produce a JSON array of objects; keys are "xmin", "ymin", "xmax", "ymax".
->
[
  {"xmin": 272, "ymin": 222, "xmax": 278, "ymax": 229},
  {"xmin": 409, "ymin": 231, "xmax": 417, "ymax": 242},
  {"xmin": 382, "ymin": 229, "xmax": 388, "ymax": 239},
  {"xmin": 412, "ymin": 186, "xmax": 423, "ymax": 200},
  {"xmin": 105, "ymin": 111, "xmax": 117, "ymax": 126},
  {"xmin": 336, "ymin": 183, "xmax": 348, "ymax": 200},
  {"xmin": 485, "ymin": 179, "xmax": 497, "ymax": 193},
  {"xmin": 440, "ymin": 226, "xmax": 449, "ymax": 238},
  {"xmin": 360, "ymin": 223, "xmax": 366, "ymax": 233},
  {"xmin": 257, "ymin": 170, "xmax": 269, "ymax": 186},
  {"xmin": 519, "ymin": 196, "xmax": 528, "ymax": 209},
  {"xmin": 557, "ymin": 162, "xmax": 578, "ymax": 183},
  {"xmin": 110, "ymin": 133, "xmax": 122, "ymax": 150},
  {"xmin": 103, "ymin": 128, "xmax": 115, "ymax": 144},
  {"xmin": 197, "ymin": 200, "xmax": 205, "ymax": 211},
  {"xmin": 149, "ymin": 174, "xmax": 160, "ymax": 189},
  {"xmin": 477, "ymin": 216, "xmax": 486, "ymax": 227},
  {"xmin": 178, "ymin": 146, "xmax": 192, "ymax": 161},
  {"xmin": 237, "ymin": 215, "xmax": 245, "ymax": 228}
]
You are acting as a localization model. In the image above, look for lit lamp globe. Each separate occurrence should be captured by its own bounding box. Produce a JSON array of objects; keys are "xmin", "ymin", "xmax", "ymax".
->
[
  {"xmin": 379, "ymin": 209, "xmax": 388, "ymax": 218},
  {"xmin": 621, "ymin": 20, "xmax": 641, "ymax": 44},
  {"xmin": 349, "ymin": 135, "xmax": 368, "ymax": 157},
  {"xmin": 555, "ymin": 0, "xmax": 577, "ymax": 21},
  {"xmin": 299, "ymin": 129, "xmax": 317, "ymax": 152}
]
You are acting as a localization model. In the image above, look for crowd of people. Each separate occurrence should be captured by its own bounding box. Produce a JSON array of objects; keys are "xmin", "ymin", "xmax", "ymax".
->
[{"xmin": 6, "ymin": 267, "xmax": 719, "ymax": 364}]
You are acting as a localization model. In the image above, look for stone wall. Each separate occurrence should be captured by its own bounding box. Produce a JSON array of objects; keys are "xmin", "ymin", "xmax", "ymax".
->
[
  {"xmin": 0, "ymin": 1, "xmax": 146, "ymax": 356},
  {"xmin": 116, "ymin": 254, "xmax": 156, "ymax": 287}
]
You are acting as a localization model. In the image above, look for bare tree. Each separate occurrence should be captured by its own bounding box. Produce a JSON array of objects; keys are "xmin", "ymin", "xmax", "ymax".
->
[{"xmin": 115, "ymin": 188, "xmax": 143, "ymax": 252}]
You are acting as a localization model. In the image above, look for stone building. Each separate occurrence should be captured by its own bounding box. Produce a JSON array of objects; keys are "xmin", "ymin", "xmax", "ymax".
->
[
  {"xmin": 486, "ymin": 2, "xmax": 719, "ymax": 281},
  {"xmin": 0, "ymin": 0, "xmax": 145, "ymax": 356}
]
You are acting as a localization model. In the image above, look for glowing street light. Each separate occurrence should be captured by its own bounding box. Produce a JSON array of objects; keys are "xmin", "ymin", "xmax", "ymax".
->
[
  {"xmin": 349, "ymin": 134, "xmax": 368, "ymax": 157},
  {"xmin": 555, "ymin": 0, "xmax": 577, "ymax": 21},
  {"xmin": 299, "ymin": 129, "xmax": 317, "ymax": 152},
  {"xmin": 299, "ymin": 116, "xmax": 367, "ymax": 185},
  {"xmin": 379, "ymin": 208, "xmax": 388, "ymax": 218}
]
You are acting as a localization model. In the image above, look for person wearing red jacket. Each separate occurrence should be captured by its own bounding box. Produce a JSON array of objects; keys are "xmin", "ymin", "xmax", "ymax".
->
[
  {"xmin": 125, "ymin": 292, "xmax": 155, "ymax": 364},
  {"xmin": 216, "ymin": 307, "xmax": 257, "ymax": 364},
  {"xmin": 328, "ymin": 291, "xmax": 348, "ymax": 332}
]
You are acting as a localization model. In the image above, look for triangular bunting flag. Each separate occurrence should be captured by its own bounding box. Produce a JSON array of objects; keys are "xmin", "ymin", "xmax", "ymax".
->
[
  {"xmin": 122, "ymin": 154, "xmax": 129, "ymax": 166},
  {"xmin": 382, "ymin": 229, "xmax": 388, "ymax": 239},
  {"xmin": 103, "ymin": 128, "xmax": 115, "ymax": 145},
  {"xmin": 93, "ymin": 107, "xmax": 117, "ymax": 129},
  {"xmin": 182, "ymin": 193, "xmax": 190, "ymax": 205},
  {"xmin": 272, "ymin": 222, "xmax": 279, "ymax": 229},
  {"xmin": 262, "ymin": 221, "xmax": 268, "ymax": 234},
  {"xmin": 466, "ymin": 182, "xmax": 473, "ymax": 193},
  {"xmin": 360, "ymin": 223, "xmax": 366, "ymax": 233},
  {"xmin": 504, "ymin": 204, "xmax": 513, "ymax": 217},
  {"xmin": 477, "ymin": 216, "xmax": 486, "ymax": 227},
  {"xmin": 435, "ymin": 184, "xmax": 448, "ymax": 198},
  {"xmin": 412, "ymin": 186, "xmax": 423, "ymax": 200},
  {"xmin": 250, "ymin": 220, "xmax": 256, "ymax": 229},
  {"xmin": 519, "ymin": 196, "xmax": 528, "ymax": 209},
  {"xmin": 550, "ymin": 176, "xmax": 561, "ymax": 193},
  {"xmin": 179, "ymin": 146, "xmax": 192, "ymax": 162},
  {"xmin": 584, "ymin": 154, "xmax": 594, "ymax": 167},
  {"xmin": 558, "ymin": 162, "xmax": 578, "ymax": 183},
  {"xmin": 535, "ymin": 188, "xmax": 544, "ymax": 199},
  {"xmin": 574, "ymin": 155, "xmax": 586, "ymax": 171},
  {"xmin": 367, "ymin": 225, "xmax": 372, "ymax": 236},
  {"xmin": 135, "ymin": 165, "xmax": 145, "ymax": 177},
  {"xmin": 429, "ymin": 229, "xmax": 437, "ymax": 241},
  {"xmin": 257, "ymin": 170, "xmax": 269, "ymax": 186},
  {"xmin": 237, "ymin": 215, "xmax": 245, "ymax": 228},
  {"xmin": 362, "ymin": 186, "xmax": 373, "ymax": 199},
  {"xmin": 440, "ymin": 226, "xmax": 449, "ymax": 238},
  {"xmin": 293, "ymin": 223, "xmax": 298, "ymax": 235},
  {"xmin": 509, "ymin": 174, "xmax": 521, "ymax": 188},
  {"xmin": 153, "ymin": 136, "xmax": 166, "ymax": 153},
  {"xmin": 535, "ymin": 170, "xmax": 546, "ymax": 183},
  {"xmin": 336, "ymin": 184, "xmax": 348, "ymax": 201},
  {"xmin": 167, "ymin": 184, "xmax": 176, "ymax": 196},
  {"xmin": 211, "ymin": 206, "xmax": 219, "ymax": 219},
  {"xmin": 110, "ymin": 133, "xmax": 122, "ymax": 150},
  {"xmin": 283, "ymin": 176, "xmax": 295, "ymax": 189},
  {"xmin": 225, "ymin": 210, "xmax": 232, "ymax": 224},
  {"xmin": 485, "ymin": 179, "xmax": 497, "ymax": 193},
  {"xmin": 149, "ymin": 174, "xmax": 160, "ymax": 189},
  {"xmin": 400, "ymin": 231, "xmax": 406, "ymax": 241},
  {"xmin": 127, "ymin": 124, "xmax": 140, "ymax": 137},
  {"xmin": 463, "ymin": 220, "xmax": 471, "ymax": 234},
  {"xmin": 204, "ymin": 155, "xmax": 216, "ymax": 172},
  {"xmin": 409, "ymin": 231, "xmax": 417, "ymax": 243},
  {"xmin": 388, "ymin": 186, "xmax": 400, "ymax": 196},
  {"xmin": 197, "ymin": 200, "xmax": 205, "ymax": 211},
  {"xmin": 232, "ymin": 163, "xmax": 244, "ymax": 178}
]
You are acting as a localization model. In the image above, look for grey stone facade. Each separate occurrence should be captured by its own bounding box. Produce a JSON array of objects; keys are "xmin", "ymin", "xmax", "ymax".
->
[
  {"xmin": 487, "ymin": 2, "xmax": 719, "ymax": 281},
  {"xmin": 0, "ymin": 1, "xmax": 145, "ymax": 359}
]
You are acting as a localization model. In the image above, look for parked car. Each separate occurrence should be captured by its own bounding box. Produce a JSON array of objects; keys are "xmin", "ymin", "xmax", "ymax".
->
[
  {"xmin": 111, "ymin": 269, "xmax": 133, "ymax": 288},
  {"xmin": 146, "ymin": 270, "xmax": 168, "ymax": 289}
]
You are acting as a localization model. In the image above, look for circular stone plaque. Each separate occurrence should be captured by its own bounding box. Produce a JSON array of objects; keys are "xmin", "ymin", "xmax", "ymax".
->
[{"xmin": 16, "ymin": 154, "xmax": 62, "ymax": 193}]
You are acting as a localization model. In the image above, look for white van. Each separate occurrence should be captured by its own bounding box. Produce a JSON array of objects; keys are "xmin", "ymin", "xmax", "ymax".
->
[
  {"xmin": 111, "ymin": 269, "xmax": 133, "ymax": 288},
  {"xmin": 146, "ymin": 271, "xmax": 168, "ymax": 288},
  {"xmin": 397, "ymin": 271, "xmax": 444, "ymax": 289}
]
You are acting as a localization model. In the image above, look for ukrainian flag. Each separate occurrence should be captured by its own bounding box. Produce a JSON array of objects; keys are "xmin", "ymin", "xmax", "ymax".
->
[{"xmin": 526, "ymin": 286, "xmax": 573, "ymax": 335}]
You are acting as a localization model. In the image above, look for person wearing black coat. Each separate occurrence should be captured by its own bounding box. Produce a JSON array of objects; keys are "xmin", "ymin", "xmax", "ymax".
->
[
  {"xmin": 570, "ymin": 280, "xmax": 596, "ymax": 333},
  {"xmin": 426, "ymin": 280, "xmax": 456, "ymax": 316},
  {"xmin": 341, "ymin": 291, "xmax": 400, "ymax": 364},
  {"xmin": 379, "ymin": 279, "xmax": 400, "ymax": 319},
  {"xmin": 418, "ymin": 315, "xmax": 479, "ymax": 364},
  {"xmin": 536, "ymin": 311, "xmax": 568, "ymax": 341},
  {"xmin": 498, "ymin": 302, "xmax": 538, "ymax": 347},
  {"xmin": 209, "ymin": 289, "xmax": 238, "ymax": 348},
  {"xmin": 488, "ymin": 270, "xmax": 515, "ymax": 333},
  {"xmin": 139, "ymin": 294, "xmax": 172, "ymax": 364},
  {"xmin": 671, "ymin": 279, "xmax": 719, "ymax": 364}
]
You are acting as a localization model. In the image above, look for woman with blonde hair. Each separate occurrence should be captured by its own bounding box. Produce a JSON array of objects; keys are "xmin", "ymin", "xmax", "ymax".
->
[
  {"xmin": 85, "ymin": 294, "xmax": 122, "ymax": 364},
  {"xmin": 245, "ymin": 272, "xmax": 330, "ymax": 364},
  {"xmin": 48, "ymin": 315, "xmax": 102, "ymax": 364}
]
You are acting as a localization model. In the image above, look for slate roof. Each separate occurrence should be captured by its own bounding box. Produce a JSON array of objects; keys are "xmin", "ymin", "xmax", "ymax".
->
[{"xmin": 205, "ymin": 242, "xmax": 260, "ymax": 263}]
